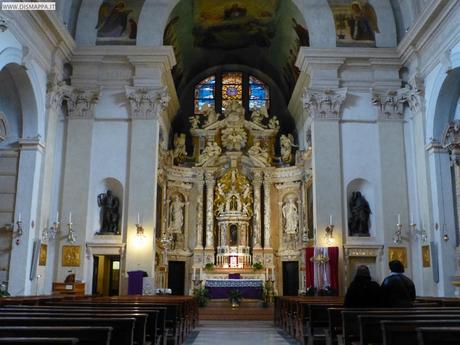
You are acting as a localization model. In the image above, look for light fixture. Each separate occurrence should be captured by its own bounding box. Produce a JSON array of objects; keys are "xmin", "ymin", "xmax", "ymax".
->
[
  {"xmin": 393, "ymin": 222, "xmax": 403, "ymax": 245},
  {"xmin": 41, "ymin": 213, "xmax": 60, "ymax": 243},
  {"xmin": 409, "ymin": 222, "xmax": 427, "ymax": 243},
  {"xmin": 324, "ymin": 223, "xmax": 334, "ymax": 246},
  {"xmin": 135, "ymin": 223, "xmax": 145, "ymax": 245},
  {"xmin": 66, "ymin": 212, "xmax": 76, "ymax": 243},
  {"xmin": 0, "ymin": 18, "xmax": 7, "ymax": 32}
]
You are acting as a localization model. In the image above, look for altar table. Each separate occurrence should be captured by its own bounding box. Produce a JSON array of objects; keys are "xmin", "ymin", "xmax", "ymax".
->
[{"xmin": 205, "ymin": 279, "xmax": 263, "ymax": 299}]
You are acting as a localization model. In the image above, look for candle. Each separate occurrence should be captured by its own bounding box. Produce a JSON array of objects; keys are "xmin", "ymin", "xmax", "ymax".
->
[
  {"xmin": 411, "ymin": 215, "xmax": 414, "ymax": 225},
  {"xmin": 69, "ymin": 212, "xmax": 72, "ymax": 224},
  {"xmin": 397, "ymin": 214, "xmax": 401, "ymax": 224},
  {"xmin": 56, "ymin": 211, "xmax": 59, "ymax": 223},
  {"xmin": 137, "ymin": 212, "xmax": 140, "ymax": 225},
  {"xmin": 192, "ymin": 268, "xmax": 196, "ymax": 281},
  {"xmin": 329, "ymin": 214, "xmax": 333, "ymax": 225},
  {"xmin": 18, "ymin": 212, "xmax": 21, "ymax": 222}
]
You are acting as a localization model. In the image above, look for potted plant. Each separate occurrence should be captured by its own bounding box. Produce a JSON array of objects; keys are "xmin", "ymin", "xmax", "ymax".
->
[
  {"xmin": 204, "ymin": 263, "xmax": 214, "ymax": 271},
  {"xmin": 193, "ymin": 286, "xmax": 210, "ymax": 307},
  {"xmin": 228, "ymin": 289, "xmax": 242, "ymax": 308},
  {"xmin": 252, "ymin": 262, "xmax": 263, "ymax": 271}
]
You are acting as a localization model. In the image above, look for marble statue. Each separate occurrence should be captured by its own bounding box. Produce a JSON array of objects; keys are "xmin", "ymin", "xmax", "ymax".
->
[
  {"xmin": 248, "ymin": 142, "xmax": 270, "ymax": 166},
  {"xmin": 169, "ymin": 195, "xmax": 185, "ymax": 234},
  {"xmin": 221, "ymin": 126, "xmax": 247, "ymax": 151},
  {"xmin": 282, "ymin": 197, "xmax": 299, "ymax": 235},
  {"xmin": 251, "ymin": 106, "xmax": 268, "ymax": 125},
  {"xmin": 173, "ymin": 133, "xmax": 187, "ymax": 163},
  {"xmin": 198, "ymin": 141, "xmax": 221, "ymax": 165},
  {"xmin": 202, "ymin": 104, "xmax": 218, "ymax": 126},
  {"xmin": 348, "ymin": 191, "xmax": 371, "ymax": 236},
  {"xmin": 224, "ymin": 101, "xmax": 245, "ymax": 121},
  {"xmin": 280, "ymin": 134, "xmax": 294, "ymax": 163},
  {"xmin": 189, "ymin": 115, "xmax": 200, "ymax": 129},
  {"xmin": 97, "ymin": 190, "xmax": 120, "ymax": 234},
  {"xmin": 268, "ymin": 116, "xmax": 280, "ymax": 129}
]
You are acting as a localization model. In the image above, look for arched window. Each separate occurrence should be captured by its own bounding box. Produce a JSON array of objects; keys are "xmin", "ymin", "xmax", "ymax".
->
[{"xmin": 194, "ymin": 72, "xmax": 270, "ymax": 115}]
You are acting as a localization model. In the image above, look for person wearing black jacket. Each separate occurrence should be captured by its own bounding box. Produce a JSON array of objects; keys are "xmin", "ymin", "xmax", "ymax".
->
[
  {"xmin": 344, "ymin": 265, "xmax": 382, "ymax": 308},
  {"xmin": 381, "ymin": 260, "xmax": 416, "ymax": 307}
]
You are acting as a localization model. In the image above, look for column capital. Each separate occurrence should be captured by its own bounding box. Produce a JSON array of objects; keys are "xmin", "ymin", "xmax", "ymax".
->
[
  {"xmin": 253, "ymin": 170, "xmax": 263, "ymax": 184},
  {"xmin": 397, "ymin": 76, "xmax": 425, "ymax": 114},
  {"xmin": 125, "ymin": 86, "xmax": 170, "ymax": 120},
  {"xmin": 302, "ymin": 88, "xmax": 348, "ymax": 119},
  {"xmin": 204, "ymin": 171, "xmax": 216, "ymax": 183},
  {"xmin": 66, "ymin": 87, "xmax": 100, "ymax": 119},
  {"xmin": 46, "ymin": 72, "xmax": 72, "ymax": 111},
  {"xmin": 371, "ymin": 89, "xmax": 405, "ymax": 120}
]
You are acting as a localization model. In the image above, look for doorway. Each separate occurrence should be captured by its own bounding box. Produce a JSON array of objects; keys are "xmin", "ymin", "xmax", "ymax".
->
[
  {"xmin": 168, "ymin": 261, "xmax": 185, "ymax": 295},
  {"xmin": 282, "ymin": 261, "xmax": 299, "ymax": 296},
  {"xmin": 92, "ymin": 255, "xmax": 120, "ymax": 296}
]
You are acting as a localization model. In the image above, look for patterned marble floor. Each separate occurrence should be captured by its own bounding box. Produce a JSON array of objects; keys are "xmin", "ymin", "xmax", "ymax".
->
[{"xmin": 184, "ymin": 320, "xmax": 299, "ymax": 345}]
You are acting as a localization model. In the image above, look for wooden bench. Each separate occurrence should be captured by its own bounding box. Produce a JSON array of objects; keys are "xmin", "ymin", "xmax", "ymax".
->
[
  {"xmin": 416, "ymin": 326, "xmax": 460, "ymax": 345},
  {"xmin": 0, "ymin": 317, "xmax": 134, "ymax": 345},
  {"xmin": 381, "ymin": 319, "xmax": 460, "ymax": 345},
  {"xmin": 0, "ymin": 338, "xmax": 79, "ymax": 344},
  {"xmin": 0, "ymin": 326, "xmax": 112, "ymax": 345}
]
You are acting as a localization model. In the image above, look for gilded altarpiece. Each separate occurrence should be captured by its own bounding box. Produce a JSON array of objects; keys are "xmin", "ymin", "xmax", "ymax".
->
[{"xmin": 158, "ymin": 101, "xmax": 312, "ymax": 295}]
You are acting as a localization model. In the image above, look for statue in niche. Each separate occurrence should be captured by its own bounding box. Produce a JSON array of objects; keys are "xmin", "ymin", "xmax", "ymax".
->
[
  {"xmin": 230, "ymin": 224, "xmax": 238, "ymax": 246},
  {"xmin": 168, "ymin": 195, "xmax": 185, "ymax": 234},
  {"xmin": 189, "ymin": 115, "xmax": 200, "ymax": 129},
  {"xmin": 173, "ymin": 133, "xmax": 187, "ymax": 163},
  {"xmin": 282, "ymin": 196, "xmax": 299, "ymax": 235},
  {"xmin": 348, "ymin": 191, "xmax": 371, "ymax": 236},
  {"xmin": 202, "ymin": 104, "xmax": 218, "ymax": 126},
  {"xmin": 97, "ymin": 190, "xmax": 120, "ymax": 234},
  {"xmin": 251, "ymin": 106, "xmax": 268, "ymax": 125},
  {"xmin": 248, "ymin": 142, "xmax": 270, "ymax": 166},
  {"xmin": 268, "ymin": 116, "xmax": 280, "ymax": 129},
  {"xmin": 280, "ymin": 134, "xmax": 294, "ymax": 163}
]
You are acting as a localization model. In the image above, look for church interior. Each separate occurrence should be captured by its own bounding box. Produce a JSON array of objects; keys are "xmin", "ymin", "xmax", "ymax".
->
[{"xmin": 1, "ymin": 0, "xmax": 460, "ymax": 344}]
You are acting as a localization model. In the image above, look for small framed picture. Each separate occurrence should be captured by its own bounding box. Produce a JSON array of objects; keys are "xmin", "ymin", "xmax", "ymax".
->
[
  {"xmin": 388, "ymin": 247, "xmax": 408, "ymax": 268},
  {"xmin": 422, "ymin": 245, "xmax": 431, "ymax": 267},
  {"xmin": 62, "ymin": 245, "xmax": 81, "ymax": 267},
  {"xmin": 39, "ymin": 244, "xmax": 47, "ymax": 266}
]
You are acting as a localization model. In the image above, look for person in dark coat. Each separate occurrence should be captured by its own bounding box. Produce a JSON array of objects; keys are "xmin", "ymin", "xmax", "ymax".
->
[
  {"xmin": 381, "ymin": 260, "xmax": 416, "ymax": 307},
  {"xmin": 344, "ymin": 265, "xmax": 382, "ymax": 308}
]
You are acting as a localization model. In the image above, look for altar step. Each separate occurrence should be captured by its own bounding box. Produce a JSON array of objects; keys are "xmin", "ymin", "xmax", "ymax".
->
[{"xmin": 199, "ymin": 300, "xmax": 274, "ymax": 320}]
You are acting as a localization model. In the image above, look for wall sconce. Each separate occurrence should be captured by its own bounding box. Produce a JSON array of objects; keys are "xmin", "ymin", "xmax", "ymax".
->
[
  {"xmin": 393, "ymin": 222, "xmax": 403, "ymax": 245},
  {"xmin": 409, "ymin": 222, "xmax": 427, "ymax": 243},
  {"xmin": 42, "ymin": 213, "xmax": 60, "ymax": 243},
  {"xmin": 325, "ymin": 224, "xmax": 334, "ymax": 245},
  {"xmin": 135, "ymin": 223, "xmax": 145, "ymax": 244},
  {"xmin": 66, "ymin": 212, "xmax": 76, "ymax": 243},
  {"xmin": 443, "ymin": 233, "xmax": 449, "ymax": 242}
]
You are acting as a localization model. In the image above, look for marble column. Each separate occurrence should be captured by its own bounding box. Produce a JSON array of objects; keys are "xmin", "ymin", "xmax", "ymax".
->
[
  {"xmin": 263, "ymin": 176, "xmax": 271, "ymax": 249},
  {"xmin": 8, "ymin": 137, "xmax": 44, "ymax": 295},
  {"xmin": 194, "ymin": 172, "xmax": 204, "ymax": 250},
  {"xmin": 58, "ymin": 87, "xmax": 99, "ymax": 285},
  {"xmin": 205, "ymin": 172, "xmax": 215, "ymax": 249},
  {"xmin": 124, "ymin": 86, "xmax": 170, "ymax": 278},
  {"xmin": 252, "ymin": 170, "xmax": 262, "ymax": 248}
]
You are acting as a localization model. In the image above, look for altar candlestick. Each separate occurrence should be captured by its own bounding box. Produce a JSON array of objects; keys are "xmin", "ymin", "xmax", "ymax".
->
[
  {"xmin": 18, "ymin": 212, "xmax": 21, "ymax": 222},
  {"xmin": 56, "ymin": 211, "xmax": 59, "ymax": 223},
  {"xmin": 69, "ymin": 212, "xmax": 72, "ymax": 224}
]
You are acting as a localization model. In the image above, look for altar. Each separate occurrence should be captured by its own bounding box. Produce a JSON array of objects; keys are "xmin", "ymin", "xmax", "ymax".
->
[{"xmin": 205, "ymin": 279, "xmax": 263, "ymax": 299}]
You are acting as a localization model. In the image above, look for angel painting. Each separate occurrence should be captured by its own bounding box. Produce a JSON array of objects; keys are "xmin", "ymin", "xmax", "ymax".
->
[
  {"xmin": 330, "ymin": 0, "xmax": 379, "ymax": 45},
  {"xmin": 96, "ymin": 0, "xmax": 142, "ymax": 40}
]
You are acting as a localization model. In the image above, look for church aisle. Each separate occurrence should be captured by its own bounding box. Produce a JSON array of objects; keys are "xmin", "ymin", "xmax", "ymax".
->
[{"xmin": 184, "ymin": 320, "xmax": 298, "ymax": 345}]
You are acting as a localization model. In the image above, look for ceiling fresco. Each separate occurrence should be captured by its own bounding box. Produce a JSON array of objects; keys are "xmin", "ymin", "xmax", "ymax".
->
[{"xmin": 164, "ymin": 0, "xmax": 309, "ymax": 99}]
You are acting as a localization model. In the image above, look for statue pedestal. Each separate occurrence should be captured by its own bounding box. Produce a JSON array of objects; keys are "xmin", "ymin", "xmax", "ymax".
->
[
  {"xmin": 203, "ymin": 248, "xmax": 215, "ymax": 265},
  {"xmin": 253, "ymin": 248, "xmax": 264, "ymax": 267}
]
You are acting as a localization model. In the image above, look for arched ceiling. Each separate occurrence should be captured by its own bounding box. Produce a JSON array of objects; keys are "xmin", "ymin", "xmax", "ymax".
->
[{"xmin": 164, "ymin": 0, "xmax": 309, "ymax": 100}]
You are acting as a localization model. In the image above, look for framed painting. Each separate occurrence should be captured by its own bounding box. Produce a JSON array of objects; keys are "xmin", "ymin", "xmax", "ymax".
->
[
  {"xmin": 422, "ymin": 245, "xmax": 431, "ymax": 267},
  {"xmin": 39, "ymin": 244, "xmax": 47, "ymax": 266},
  {"xmin": 388, "ymin": 247, "xmax": 408, "ymax": 268},
  {"xmin": 62, "ymin": 245, "xmax": 81, "ymax": 267}
]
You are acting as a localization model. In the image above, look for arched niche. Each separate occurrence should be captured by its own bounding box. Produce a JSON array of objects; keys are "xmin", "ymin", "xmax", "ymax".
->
[
  {"xmin": 0, "ymin": 112, "xmax": 8, "ymax": 143},
  {"xmin": 346, "ymin": 178, "xmax": 375, "ymax": 238},
  {"xmin": 93, "ymin": 177, "xmax": 124, "ymax": 237}
]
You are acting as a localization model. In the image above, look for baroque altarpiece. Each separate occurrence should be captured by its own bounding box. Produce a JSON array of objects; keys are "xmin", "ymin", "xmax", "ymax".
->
[{"xmin": 155, "ymin": 101, "xmax": 312, "ymax": 294}]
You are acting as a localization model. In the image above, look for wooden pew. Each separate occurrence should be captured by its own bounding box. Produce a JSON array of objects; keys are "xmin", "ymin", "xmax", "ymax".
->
[
  {"xmin": 0, "ymin": 326, "xmax": 112, "ymax": 345},
  {"xmin": 381, "ymin": 319, "xmax": 460, "ymax": 345},
  {"xmin": 416, "ymin": 326, "xmax": 460, "ymax": 345},
  {"xmin": 0, "ymin": 317, "xmax": 135, "ymax": 345},
  {"xmin": 0, "ymin": 311, "xmax": 147, "ymax": 345},
  {"xmin": 0, "ymin": 338, "xmax": 79, "ymax": 344}
]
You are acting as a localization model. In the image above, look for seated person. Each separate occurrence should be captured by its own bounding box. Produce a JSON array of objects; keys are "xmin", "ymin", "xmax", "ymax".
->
[
  {"xmin": 344, "ymin": 265, "xmax": 382, "ymax": 308},
  {"xmin": 381, "ymin": 260, "xmax": 416, "ymax": 307}
]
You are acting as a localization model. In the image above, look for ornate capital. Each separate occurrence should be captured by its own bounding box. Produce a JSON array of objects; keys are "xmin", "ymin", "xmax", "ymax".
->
[
  {"xmin": 371, "ymin": 89, "xmax": 405, "ymax": 120},
  {"xmin": 398, "ymin": 76, "xmax": 425, "ymax": 114},
  {"xmin": 443, "ymin": 121, "xmax": 460, "ymax": 163},
  {"xmin": 302, "ymin": 88, "xmax": 347, "ymax": 119},
  {"xmin": 46, "ymin": 73, "xmax": 72, "ymax": 111},
  {"xmin": 67, "ymin": 88, "xmax": 100, "ymax": 119},
  {"xmin": 125, "ymin": 86, "xmax": 170, "ymax": 120}
]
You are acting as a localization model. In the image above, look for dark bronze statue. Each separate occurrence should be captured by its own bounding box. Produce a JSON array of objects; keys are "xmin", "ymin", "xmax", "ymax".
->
[
  {"xmin": 348, "ymin": 191, "xmax": 371, "ymax": 236},
  {"xmin": 97, "ymin": 190, "xmax": 120, "ymax": 234}
]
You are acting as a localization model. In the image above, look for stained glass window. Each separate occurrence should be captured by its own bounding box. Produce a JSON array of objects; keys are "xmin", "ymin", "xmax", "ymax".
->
[
  {"xmin": 194, "ymin": 76, "xmax": 216, "ymax": 114},
  {"xmin": 249, "ymin": 76, "xmax": 269, "ymax": 110},
  {"xmin": 222, "ymin": 72, "xmax": 243, "ymax": 112}
]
